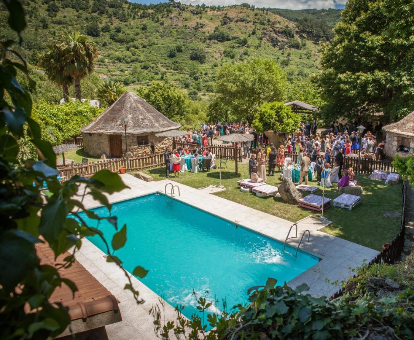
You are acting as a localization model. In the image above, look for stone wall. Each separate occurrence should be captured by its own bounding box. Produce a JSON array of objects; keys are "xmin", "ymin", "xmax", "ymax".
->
[
  {"xmin": 82, "ymin": 133, "xmax": 110, "ymax": 157},
  {"xmin": 82, "ymin": 132, "xmax": 173, "ymax": 158},
  {"xmin": 384, "ymin": 133, "xmax": 414, "ymax": 158}
]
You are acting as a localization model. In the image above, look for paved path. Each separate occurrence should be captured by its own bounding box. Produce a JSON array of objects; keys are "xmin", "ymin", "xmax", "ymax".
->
[{"xmin": 76, "ymin": 175, "xmax": 378, "ymax": 340}]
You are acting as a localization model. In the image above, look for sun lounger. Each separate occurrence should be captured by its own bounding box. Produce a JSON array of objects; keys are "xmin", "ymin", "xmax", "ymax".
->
[
  {"xmin": 370, "ymin": 170, "xmax": 388, "ymax": 180},
  {"xmin": 252, "ymin": 184, "xmax": 278, "ymax": 197},
  {"xmin": 299, "ymin": 194, "xmax": 331, "ymax": 212},
  {"xmin": 333, "ymin": 193, "xmax": 361, "ymax": 210},
  {"xmin": 296, "ymin": 185, "xmax": 319, "ymax": 193},
  {"xmin": 385, "ymin": 173, "xmax": 399, "ymax": 184},
  {"xmin": 237, "ymin": 179, "xmax": 266, "ymax": 192}
]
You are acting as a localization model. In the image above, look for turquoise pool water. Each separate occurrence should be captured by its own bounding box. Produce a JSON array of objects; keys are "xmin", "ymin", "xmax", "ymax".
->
[{"xmin": 83, "ymin": 193, "xmax": 318, "ymax": 322}]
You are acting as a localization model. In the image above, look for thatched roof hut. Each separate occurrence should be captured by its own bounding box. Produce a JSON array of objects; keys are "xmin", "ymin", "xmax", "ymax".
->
[
  {"xmin": 382, "ymin": 111, "xmax": 414, "ymax": 158},
  {"xmin": 81, "ymin": 91, "xmax": 180, "ymax": 158},
  {"xmin": 82, "ymin": 91, "xmax": 180, "ymax": 135}
]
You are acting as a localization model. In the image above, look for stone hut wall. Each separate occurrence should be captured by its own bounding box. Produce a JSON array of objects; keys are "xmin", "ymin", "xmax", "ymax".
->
[
  {"xmin": 82, "ymin": 132, "xmax": 173, "ymax": 158},
  {"xmin": 384, "ymin": 132, "xmax": 414, "ymax": 158},
  {"xmin": 82, "ymin": 133, "xmax": 110, "ymax": 157}
]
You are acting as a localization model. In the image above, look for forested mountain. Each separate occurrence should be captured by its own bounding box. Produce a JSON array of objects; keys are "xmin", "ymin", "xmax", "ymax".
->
[{"xmin": 0, "ymin": 0, "xmax": 341, "ymax": 102}]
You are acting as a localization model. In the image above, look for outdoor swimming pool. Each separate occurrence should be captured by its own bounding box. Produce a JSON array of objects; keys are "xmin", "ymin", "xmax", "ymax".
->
[{"xmin": 83, "ymin": 193, "xmax": 319, "ymax": 323}]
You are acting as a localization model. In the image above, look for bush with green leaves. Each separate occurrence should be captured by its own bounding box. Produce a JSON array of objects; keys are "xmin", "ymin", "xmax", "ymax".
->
[
  {"xmin": 1, "ymin": 3, "xmax": 144, "ymax": 338},
  {"xmin": 152, "ymin": 279, "xmax": 414, "ymax": 339},
  {"xmin": 393, "ymin": 155, "xmax": 414, "ymax": 185},
  {"xmin": 32, "ymin": 101, "xmax": 102, "ymax": 145}
]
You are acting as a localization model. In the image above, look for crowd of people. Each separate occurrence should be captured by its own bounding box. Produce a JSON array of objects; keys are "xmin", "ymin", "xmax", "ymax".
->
[{"xmin": 166, "ymin": 120, "xmax": 386, "ymax": 186}]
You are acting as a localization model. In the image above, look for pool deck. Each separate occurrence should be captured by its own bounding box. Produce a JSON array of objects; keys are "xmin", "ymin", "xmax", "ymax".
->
[{"xmin": 77, "ymin": 174, "xmax": 379, "ymax": 339}]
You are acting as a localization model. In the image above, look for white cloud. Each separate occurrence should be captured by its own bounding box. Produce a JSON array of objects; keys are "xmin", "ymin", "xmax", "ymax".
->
[{"xmin": 180, "ymin": 0, "xmax": 346, "ymax": 10}]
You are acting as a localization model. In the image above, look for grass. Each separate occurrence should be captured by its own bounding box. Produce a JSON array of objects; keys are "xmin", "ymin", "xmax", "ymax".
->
[
  {"xmin": 57, "ymin": 148, "xmax": 101, "ymax": 165},
  {"xmin": 143, "ymin": 160, "xmax": 402, "ymax": 251}
]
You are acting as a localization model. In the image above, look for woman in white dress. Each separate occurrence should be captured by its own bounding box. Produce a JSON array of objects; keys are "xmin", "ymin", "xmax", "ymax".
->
[{"xmin": 256, "ymin": 151, "xmax": 267, "ymax": 183}]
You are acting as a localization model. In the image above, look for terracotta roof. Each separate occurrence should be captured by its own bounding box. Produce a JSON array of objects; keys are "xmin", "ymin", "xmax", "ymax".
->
[
  {"xmin": 81, "ymin": 91, "xmax": 181, "ymax": 135},
  {"xmin": 35, "ymin": 243, "xmax": 121, "ymax": 325},
  {"xmin": 285, "ymin": 100, "xmax": 318, "ymax": 112},
  {"xmin": 383, "ymin": 111, "xmax": 414, "ymax": 137}
]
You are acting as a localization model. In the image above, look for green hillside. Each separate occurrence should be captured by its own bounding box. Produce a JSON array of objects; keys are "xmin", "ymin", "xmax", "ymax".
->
[{"xmin": 0, "ymin": 0, "xmax": 341, "ymax": 101}]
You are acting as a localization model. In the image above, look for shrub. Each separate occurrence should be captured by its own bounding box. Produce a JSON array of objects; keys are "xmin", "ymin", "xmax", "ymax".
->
[{"xmin": 190, "ymin": 48, "xmax": 206, "ymax": 64}]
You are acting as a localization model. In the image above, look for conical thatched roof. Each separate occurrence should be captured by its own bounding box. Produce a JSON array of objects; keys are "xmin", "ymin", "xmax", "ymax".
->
[
  {"xmin": 383, "ymin": 111, "xmax": 414, "ymax": 137},
  {"xmin": 81, "ymin": 91, "xmax": 180, "ymax": 135}
]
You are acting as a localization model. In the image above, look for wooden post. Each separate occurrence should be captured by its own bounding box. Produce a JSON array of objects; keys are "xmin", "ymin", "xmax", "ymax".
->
[{"xmin": 234, "ymin": 143, "xmax": 238, "ymax": 174}]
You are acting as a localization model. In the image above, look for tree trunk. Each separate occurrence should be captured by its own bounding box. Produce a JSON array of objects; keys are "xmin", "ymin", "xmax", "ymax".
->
[
  {"xmin": 62, "ymin": 84, "xmax": 69, "ymax": 102},
  {"xmin": 74, "ymin": 77, "xmax": 82, "ymax": 101}
]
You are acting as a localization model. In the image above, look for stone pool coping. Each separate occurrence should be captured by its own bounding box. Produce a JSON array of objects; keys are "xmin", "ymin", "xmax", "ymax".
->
[{"xmin": 76, "ymin": 174, "xmax": 379, "ymax": 339}]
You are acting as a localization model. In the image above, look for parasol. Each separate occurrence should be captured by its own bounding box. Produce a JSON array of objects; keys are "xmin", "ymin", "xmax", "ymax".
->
[
  {"xmin": 53, "ymin": 144, "xmax": 79, "ymax": 166},
  {"xmin": 217, "ymin": 133, "xmax": 254, "ymax": 174}
]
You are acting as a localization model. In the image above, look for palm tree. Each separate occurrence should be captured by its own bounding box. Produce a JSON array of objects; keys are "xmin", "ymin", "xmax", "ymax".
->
[
  {"xmin": 97, "ymin": 80, "xmax": 126, "ymax": 106},
  {"xmin": 60, "ymin": 32, "xmax": 98, "ymax": 101},
  {"xmin": 40, "ymin": 43, "xmax": 73, "ymax": 102}
]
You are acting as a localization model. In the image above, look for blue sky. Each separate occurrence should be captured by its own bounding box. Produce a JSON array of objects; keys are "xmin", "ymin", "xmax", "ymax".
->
[{"xmin": 128, "ymin": 0, "xmax": 347, "ymax": 10}]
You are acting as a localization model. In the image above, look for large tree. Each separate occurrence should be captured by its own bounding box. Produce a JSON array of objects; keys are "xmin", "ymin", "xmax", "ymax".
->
[
  {"xmin": 318, "ymin": 0, "xmax": 414, "ymax": 123},
  {"xmin": 60, "ymin": 32, "xmax": 98, "ymax": 100},
  {"xmin": 97, "ymin": 80, "xmax": 126, "ymax": 107},
  {"xmin": 253, "ymin": 101, "xmax": 301, "ymax": 134},
  {"xmin": 210, "ymin": 58, "xmax": 286, "ymax": 124},
  {"xmin": 40, "ymin": 43, "xmax": 73, "ymax": 102}
]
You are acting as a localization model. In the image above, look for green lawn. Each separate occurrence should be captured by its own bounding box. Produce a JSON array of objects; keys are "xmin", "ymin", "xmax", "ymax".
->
[
  {"xmin": 57, "ymin": 148, "xmax": 101, "ymax": 165},
  {"xmin": 144, "ymin": 160, "xmax": 402, "ymax": 251}
]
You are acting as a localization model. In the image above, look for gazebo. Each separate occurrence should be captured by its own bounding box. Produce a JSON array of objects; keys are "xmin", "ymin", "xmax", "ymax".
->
[
  {"xmin": 284, "ymin": 100, "xmax": 318, "ymax": 114},
  {"xmin": 383, "ymin": 111, "xmax": 414, "ymax": 158},
  {"xmin": 81, "ymin": 91, "xmax": 180, "ymax": 158}
]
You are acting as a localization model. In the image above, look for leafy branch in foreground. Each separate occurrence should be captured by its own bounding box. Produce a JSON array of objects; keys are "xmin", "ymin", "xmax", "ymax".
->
[
  {"xmin": 0, "ymin": 1, "xmax": 146, "ymax": 338},
  {"xmin": 151, "ymin": 278, "xmax": 414, "ymax": 339}
]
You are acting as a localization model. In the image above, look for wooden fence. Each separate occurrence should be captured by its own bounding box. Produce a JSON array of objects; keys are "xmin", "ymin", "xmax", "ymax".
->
[
  {"xmin": 58, "ymin": 153, "xmax": 165, "ymax": 178},
  {"xmin": 343, "ymin": 156, "xmax": 395, "ymax": 174},
  {"xmin": 330, "ymin": 181, "xmax": 409, "ymax": 300}
]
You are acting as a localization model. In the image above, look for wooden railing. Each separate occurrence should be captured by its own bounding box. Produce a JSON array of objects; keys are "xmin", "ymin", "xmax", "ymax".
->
[
  {"xmin": 343, "ymin": 156, "xmax": 395, "ymax": 174},
  {"xmin": 58, "ymin": 153, "xmax": 165, "ymax": 178},
  {"xmin": 330, "ymin": 181, "xmax": 409, "ymax": 300}
]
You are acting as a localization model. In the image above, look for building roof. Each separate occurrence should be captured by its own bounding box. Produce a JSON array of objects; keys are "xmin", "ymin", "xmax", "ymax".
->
[
  {"xmin": 35, "ymin": 242, "xmax": 122, "ymax": 336},
  {"xmin": 82, "ymin": 91, "xmax": 181, "ymax": 135},
  {"xmin": 285, "ymin": 100, "xmax": 318, "ymax": 113},
  {"xmin": 383, "ymin": 111, "xmax": 414, "ymax": 137}
]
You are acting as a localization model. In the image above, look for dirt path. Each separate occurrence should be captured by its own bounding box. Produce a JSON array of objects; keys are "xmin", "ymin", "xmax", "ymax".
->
[{"xmin": 402, "ymin": 183, "xmax": 414, "ymax": 261}]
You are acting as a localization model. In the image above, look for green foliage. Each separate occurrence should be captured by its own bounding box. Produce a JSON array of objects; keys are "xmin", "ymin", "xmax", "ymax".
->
[
  {"xmin": 211, "ymin": 58, "xmax": 286, "ymax": 123},
  {"xmin": 190, "ymin": 47, "xmax": 207, "ymax": 64},
  {"xmin": 153, "ymin": 278, "xmax": 414, "ymax": 339},
  {"xmin": 318, "ymin": 0, "xmax": 414, "ymax": 122},
  {"xmin": 0, "ymin": 3, "xmax": 144, "ymax": 338},
  {"xmin": 253, "ymin": 101, "xmax": 300, "ymax": 133},
  {"xmin": 208, "ymin": 26, "xmax": 232, "ymax": 42},
  {"xmin": 32, "ymin": 101, "xmax": 102, "ymax": 145},
  {"xmin": 97, "ymin": 80, "xmax": 126, "ymax": 106},
  {"xmin": 393, "ymin": 155, "xmax": 414, "ymax": 185}
]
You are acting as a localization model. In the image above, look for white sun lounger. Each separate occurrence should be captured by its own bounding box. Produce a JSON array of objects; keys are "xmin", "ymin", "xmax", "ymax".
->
[
  {"xmin": 333, "ymin": 193, "xmax": 361, "ymax": 210},
  {"xmin": 252, "ymin": 184, "xmax": 278, "ymax": 197},
  {"xmin": 237, "ymin": 179, "xmax": 266, "ymax": 189}
]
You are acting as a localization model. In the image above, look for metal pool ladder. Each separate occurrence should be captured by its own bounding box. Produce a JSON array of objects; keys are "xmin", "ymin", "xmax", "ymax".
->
[
  {"xmin": 283, "ymin": 223, "xmax": 311, "ymax": 257},
  {"xmin": 164, "ymin": 183, "xmax": 180, "ymax": 198},
  {"xmin": 295, "ymin": 230, "xmax": 310, "ymax": 257}
]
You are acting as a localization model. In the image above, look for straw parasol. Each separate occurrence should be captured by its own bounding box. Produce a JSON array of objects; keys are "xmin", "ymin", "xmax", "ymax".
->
[
  {"xmin": 53, "ymin": 144, "xmax": 79, "ymax": 166},
  {"xmin": 218, "ymin": 133, "xmax": 254, "ymax": 174}
]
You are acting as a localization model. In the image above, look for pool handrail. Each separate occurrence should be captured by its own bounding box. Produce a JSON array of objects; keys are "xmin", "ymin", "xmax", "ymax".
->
[
  {"xmin": 295, "ymin": 230, "xmax": 311, "ymax": 257},
  {"xmin": 283, "ymin": 223, "xmax": 298, "ymax": 252}
]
